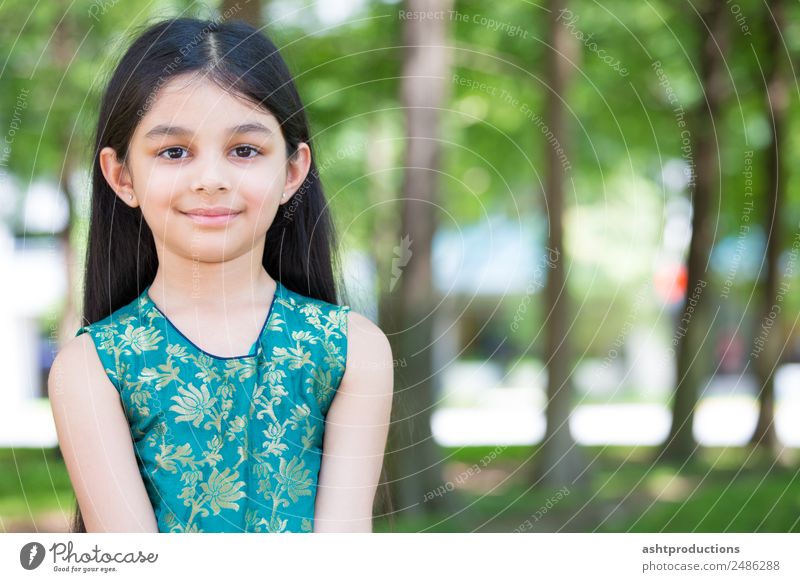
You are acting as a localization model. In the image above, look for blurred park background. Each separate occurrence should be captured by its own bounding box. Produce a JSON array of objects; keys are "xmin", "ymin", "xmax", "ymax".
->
[{"xmin": 1, "ymin": 0, "xmax": 800, "ymax": 533}]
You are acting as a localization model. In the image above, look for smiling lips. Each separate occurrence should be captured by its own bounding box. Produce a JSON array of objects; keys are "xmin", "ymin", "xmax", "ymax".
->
[{"xmin": 181, "ymin": 206, "xmax": 242, "ymax": 226}]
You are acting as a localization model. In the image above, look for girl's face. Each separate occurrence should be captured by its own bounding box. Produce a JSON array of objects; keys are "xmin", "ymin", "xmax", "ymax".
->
[{"xmin": 99, "ymin": 74, "xmax": 310, "ymax": 263}]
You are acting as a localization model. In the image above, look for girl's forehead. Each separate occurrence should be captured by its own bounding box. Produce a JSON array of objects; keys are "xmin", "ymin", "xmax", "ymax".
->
[{"xmin": 142, "ymin": 75, "xmax": 278, "ymax": 129}]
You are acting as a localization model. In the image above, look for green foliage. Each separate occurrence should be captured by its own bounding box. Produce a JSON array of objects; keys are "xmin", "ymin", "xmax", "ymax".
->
[{"xmin": 0, "ymin": 447, "xmax": 73, "ymax": 525}]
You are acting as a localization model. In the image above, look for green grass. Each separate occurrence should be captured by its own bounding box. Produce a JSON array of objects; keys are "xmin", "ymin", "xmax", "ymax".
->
[
  {"xmin": 375, "ymin": 445, "xmax": 800, "ymax": 533},
  {"xmin": 0, "ymin": 447, "xmax": 74, "ymax": 530},
  {"xmin": 3, "ymin": 445, "xmax": 799, "ymax": 533}
]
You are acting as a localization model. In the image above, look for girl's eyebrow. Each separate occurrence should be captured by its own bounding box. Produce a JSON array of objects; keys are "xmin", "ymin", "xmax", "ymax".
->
[{"xmin": 143, "ymin": 122, "xmax": 274, "ymax": 140}]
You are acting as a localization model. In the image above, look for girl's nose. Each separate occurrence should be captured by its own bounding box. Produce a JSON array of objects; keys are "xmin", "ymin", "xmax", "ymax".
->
[{"xmin": 190, "ymin": 153, "xmax": 232, "ymax": 193}]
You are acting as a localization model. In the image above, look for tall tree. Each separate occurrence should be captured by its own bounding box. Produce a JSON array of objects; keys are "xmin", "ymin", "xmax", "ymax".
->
[
  {"xmin": 661, "ymin": 0, "xmax": 729, "ymax": 461},
  {"xmin": 52, "ymin": 2, "xmax": 81, "ymax": 350},
  {"xmin": 220, "ymin": 0, "xmax": 262, "ymax": 27},
  {"xmin": 383, "ymin": 0, "xmax": 454, "ymax": 518},
  {"xmin": 534, "ymin": 0, "xmax": 588, "ymax": 488},
  {"xmin": 749, "ymin": 0, "xmax": 788, "ymax": 457}
]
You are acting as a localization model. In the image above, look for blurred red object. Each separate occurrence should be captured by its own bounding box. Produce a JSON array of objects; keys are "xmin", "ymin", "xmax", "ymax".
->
[{"xmin": 654, "ymin": 262, "xmax": 687, "ymax": 304}]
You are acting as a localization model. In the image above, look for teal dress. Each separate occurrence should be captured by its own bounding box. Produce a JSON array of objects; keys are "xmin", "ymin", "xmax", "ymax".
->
[{"xmin": 75, "ymin": 280, "xmax": 350, "ymax": 533}]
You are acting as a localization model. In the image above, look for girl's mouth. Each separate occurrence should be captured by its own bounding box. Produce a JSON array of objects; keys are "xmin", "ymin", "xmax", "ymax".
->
[{"xmin": 180, "ymin": 210, "xmax": 242, "ymax": 226}]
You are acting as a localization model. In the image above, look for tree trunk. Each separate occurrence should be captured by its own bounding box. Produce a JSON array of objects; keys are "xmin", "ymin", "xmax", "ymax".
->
[
  {"xmin": 220, "ymin": 0, "xmax": 261, "ymax": 27},
  {"xmin": 661, "ymin": 0, "xmax": 728, "ymax": 462},
  {"xmin": 749, "ymin": 0, "xmax": 787, "ymax": 458},
  {"xmin": 534, "ymin": 0, "xmax": 588, "ymax": 490},
  {"xmin": 53, "ymin": 8, "xmax": 80, "ymax": 350},
  {"xmin": 383, "ymin": 0, "xmax": 455, "ymax": 519}
]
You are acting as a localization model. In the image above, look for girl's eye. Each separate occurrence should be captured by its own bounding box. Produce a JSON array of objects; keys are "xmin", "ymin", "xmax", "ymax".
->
[
  {"xmin": 158, "ymin": 146, "xmax": 188, "ymax": 160},
  {"xmin": 232, "ymin": 145, "xmax": 260, "ymax": 159},
  {"xmin": 156, "ymin": 146, "xmax": 260, "ymax": 160}
]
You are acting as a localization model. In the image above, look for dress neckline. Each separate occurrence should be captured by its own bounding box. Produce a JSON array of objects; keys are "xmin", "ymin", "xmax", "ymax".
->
[{"xmin": 141, "ymin": 280, "xmax": 282, "ymax": 360}]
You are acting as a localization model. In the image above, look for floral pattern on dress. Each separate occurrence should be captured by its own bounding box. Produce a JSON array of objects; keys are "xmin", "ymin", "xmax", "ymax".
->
[{"xmin": 75, "ymin": 280, "xmax": 349, "ymax": 533}]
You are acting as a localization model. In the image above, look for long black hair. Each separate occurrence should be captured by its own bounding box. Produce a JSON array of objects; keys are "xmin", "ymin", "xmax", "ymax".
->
[{"xmin": 72, "ymin": 17, "xmax": 350, "ymax": 533}]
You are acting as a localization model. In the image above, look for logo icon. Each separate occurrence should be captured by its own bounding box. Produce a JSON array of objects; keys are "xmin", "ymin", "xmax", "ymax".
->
[
  {"xmin": 390, "ymin": 234, "xmax": 413, "ymax": 292},
  {"xmin": 20, "ymin": 542, "xmax": 46, "ymax": 570}
]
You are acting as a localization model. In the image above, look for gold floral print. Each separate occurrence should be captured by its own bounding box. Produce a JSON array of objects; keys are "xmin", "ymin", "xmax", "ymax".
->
[
  {"xmin": 276, "ymin": 457, "xmax": 313, "ymax": 503},
  {"xmin": 74, "ymin": 281, "xmax": 349, "ymax": 533},
  {"xmin": 118, "ymin": 323, "xmax": 163, "ymax": 354},
  {"xmin": 169, "ymin": 383, "xmax": 218, "ymax": 428},
  {"xmin": 201, "ymin": 467, "xmax": 247, "ymax": 515}
]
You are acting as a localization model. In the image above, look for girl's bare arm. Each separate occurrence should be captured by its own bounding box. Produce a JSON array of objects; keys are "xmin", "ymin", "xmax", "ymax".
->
[
  {"xmin": 48, "ymin": 334, "xmax": 159, "ymax": 533},
  {"xmin": 314, "ymin": 311, "xmax": 394, "ymax": 532}
]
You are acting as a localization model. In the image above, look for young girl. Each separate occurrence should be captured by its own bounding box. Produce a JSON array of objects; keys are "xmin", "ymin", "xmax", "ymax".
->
[{"xmin": 48, "ymin": 17, "xmax": 394, "ymax": 533}]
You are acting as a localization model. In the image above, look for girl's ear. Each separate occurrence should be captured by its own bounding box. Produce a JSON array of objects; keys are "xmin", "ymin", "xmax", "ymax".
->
[
  {"xmin": 99, "ymin": 146, "xmax": 138, "ymax": 208},
  {"xmin": 281, "ymin": 142, "xmax": 312, "ymax": 205}
]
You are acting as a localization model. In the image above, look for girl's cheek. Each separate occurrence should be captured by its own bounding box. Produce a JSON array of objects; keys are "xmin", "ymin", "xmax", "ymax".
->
[
  {"xmin": 144, "ymin": 172, "xmax": 189, "ymax": 202},
  {"xmin": 240, "ymin": 173, "xmax": 281, "ymax": 202}
]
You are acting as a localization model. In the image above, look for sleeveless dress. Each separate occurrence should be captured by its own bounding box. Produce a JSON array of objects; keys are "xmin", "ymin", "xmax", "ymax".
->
[{"xmin": 74, "ymin": 280, "xmax": 350, "ymax": 533}]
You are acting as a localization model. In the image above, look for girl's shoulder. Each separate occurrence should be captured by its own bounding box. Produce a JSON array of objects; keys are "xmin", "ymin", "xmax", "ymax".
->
[
  {"xmin": 274, "ymin": 282, "xmax": 352, "ymax": 333},
  {"xmin": 69, "ymin": 292, "xmax": 149, "ymax": 393},
  {"xmin": 74, "ymin": 291, "xmax": 149, "ymax": 339},
  {"xmin": 277, "ymin": 282, "xmax": 390, "ymax": 344}
]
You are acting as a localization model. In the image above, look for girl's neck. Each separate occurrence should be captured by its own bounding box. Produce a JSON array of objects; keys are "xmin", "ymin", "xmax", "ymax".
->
[{"xmin": 148, "ymin": 248, "xmax": 274, "ymax": 310}]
